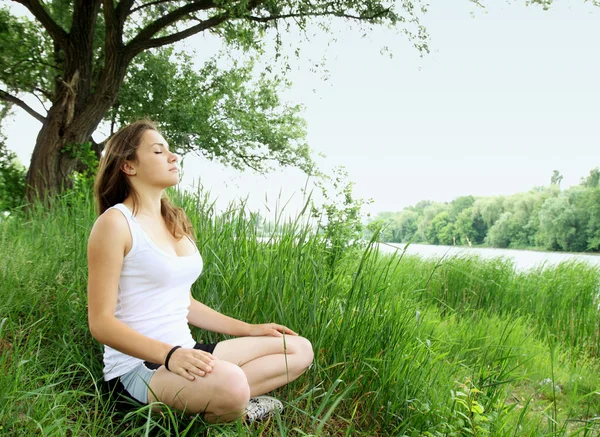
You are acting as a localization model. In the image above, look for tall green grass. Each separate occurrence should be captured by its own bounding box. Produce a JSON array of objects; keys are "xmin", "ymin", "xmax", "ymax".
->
[
  {"xmin": 400, "ymin": 253, "xmax": 600, "ymax": 356},
  {"xmin": 1, "ymin": 187, "xmax": 600, "ymax": 435}
]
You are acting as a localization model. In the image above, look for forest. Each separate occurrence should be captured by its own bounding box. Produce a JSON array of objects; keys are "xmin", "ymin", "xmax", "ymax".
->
[{"xmin": 366, "ymin": 168, "xmax": 600, "ymax": 253}]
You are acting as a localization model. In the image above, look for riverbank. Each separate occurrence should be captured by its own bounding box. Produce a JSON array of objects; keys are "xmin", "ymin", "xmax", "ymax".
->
[
  {"xmin": 1, "ymin": 190, "xmax": 600, "ymax": 435},
  {"xmin": 378, "ymin": 241, "xmax": 600, "ymax": 272}
]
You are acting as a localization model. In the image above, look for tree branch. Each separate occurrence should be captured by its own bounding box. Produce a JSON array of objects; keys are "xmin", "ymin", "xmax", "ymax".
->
[
  {"xmin": 129, "ymin": 0, "xmax": 179, "ymax": 15},
  {"xmin": 115, "ymin": 0, "xmax": 136, "ymax": 27},
  {"xmin": 0, "ymin": 89, "xmax": 46, "ymax": 123},
  {"xmin": 31, "ymin": 89, "xmax": 48, "ymax": 112},
  {"xmin": 12, "ymin": 0, "xmax": 69, "ymax": 47},
  {"xmin": 127, "ymin": 13, "xmax": 229, "ymax": 54},
  {"xmin": 103, "ymin": 0, "xmax": 120, "ymax": 47},
  {"xmin": 125, "ymin": 0, "xmax": 216, "ymax": 52},
  {"xmin": 124, "ymin": 0, "xmax": 390, "ymax": 56},
  {"xmin": 35, "ymin": 87, "xmax": 54, "ymax": 101},
  {"xmin": 232, "ymin": 149, "xmax": 263, "ymax": 172},
  {"xmin": 247, "ymin": 8, "xmax": 392, "ymax": 24}
]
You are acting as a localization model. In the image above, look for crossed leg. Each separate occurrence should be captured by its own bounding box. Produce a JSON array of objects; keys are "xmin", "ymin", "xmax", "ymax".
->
[
  {"xmin": 213, "ymin": 335, "xmax": 314, "ymax": 397},
  {"xmin": 146, "ymin": 335, "xmax": 313, "ymax": 422},
  {"xmin": 146, "ymin": 359, "xmax": 250, "ymax": 423}
]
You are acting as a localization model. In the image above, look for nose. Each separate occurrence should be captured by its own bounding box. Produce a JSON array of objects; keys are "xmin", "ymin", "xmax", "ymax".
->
[{"xmin": 169, "ymin": 151, "xmax": 178, "ymax": 162}]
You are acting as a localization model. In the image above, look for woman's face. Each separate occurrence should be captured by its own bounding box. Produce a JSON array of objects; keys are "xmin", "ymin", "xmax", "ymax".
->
[{"xmin": 124, "ymin": 129, "xmax": 180, "ymax": 188}]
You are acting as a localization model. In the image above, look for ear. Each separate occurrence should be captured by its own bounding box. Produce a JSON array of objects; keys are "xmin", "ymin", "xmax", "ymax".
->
[{"xmin": 120, "ymin": 161, "xmax": 136, "ymax": 176}]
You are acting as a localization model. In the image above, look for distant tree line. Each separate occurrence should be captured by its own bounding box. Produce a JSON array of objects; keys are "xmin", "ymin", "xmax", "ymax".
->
[{"xmin": 366, "ymin": 168, "xmax": 600, "ymax": 253}]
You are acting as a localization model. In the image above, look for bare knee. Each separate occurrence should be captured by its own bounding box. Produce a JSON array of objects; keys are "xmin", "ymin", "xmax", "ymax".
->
[
  {"xmin": 291, "ymin": 336, "xmax": 314, "ymax": 373},
  {"xmin": 207, "ymin": 362, "xmax": 250, "ymax": 417}
]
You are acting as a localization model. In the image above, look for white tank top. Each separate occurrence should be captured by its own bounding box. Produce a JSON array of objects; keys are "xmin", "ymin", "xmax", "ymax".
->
[{"xmin": 102, "ymin": 203, "xmax": 202, "ymax": 380}]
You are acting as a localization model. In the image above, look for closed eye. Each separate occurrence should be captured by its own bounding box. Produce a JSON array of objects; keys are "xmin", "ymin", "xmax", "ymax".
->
[{"xmin": 154, "ymin": 152, "xmax": 163, "ymax": 154}]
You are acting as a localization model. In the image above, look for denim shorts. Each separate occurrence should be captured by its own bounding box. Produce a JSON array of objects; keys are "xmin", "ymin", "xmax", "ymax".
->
[{"xmin": 105, "ymin": 342, "xmax": 217, "ymax": 407}]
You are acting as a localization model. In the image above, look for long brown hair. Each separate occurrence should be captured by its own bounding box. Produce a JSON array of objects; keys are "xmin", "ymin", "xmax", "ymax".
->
[{"xmin": 93, "ymin": 119, "xmax": 195, "ymax": 241}]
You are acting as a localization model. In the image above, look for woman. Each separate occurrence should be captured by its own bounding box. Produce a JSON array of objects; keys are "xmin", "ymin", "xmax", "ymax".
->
[{"xmin": 87, "ymin": 119, "xmax": 314, "ymax": 423}]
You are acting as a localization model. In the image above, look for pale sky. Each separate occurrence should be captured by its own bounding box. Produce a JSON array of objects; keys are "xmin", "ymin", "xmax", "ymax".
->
[{"xmin": 4, "ymin": 0, "xmax": 600, "ymax": 218}]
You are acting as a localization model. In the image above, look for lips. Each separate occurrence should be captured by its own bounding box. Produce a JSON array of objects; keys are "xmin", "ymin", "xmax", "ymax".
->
[{"xmin": 169, "ymin": 167, "xmax": 178, "ymax": 172}]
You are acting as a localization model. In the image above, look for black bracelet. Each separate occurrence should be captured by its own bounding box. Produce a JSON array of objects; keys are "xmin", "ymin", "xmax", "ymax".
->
[{"xmin": 164, "ymin": 345, "xmax": 181, "ymax": 371}]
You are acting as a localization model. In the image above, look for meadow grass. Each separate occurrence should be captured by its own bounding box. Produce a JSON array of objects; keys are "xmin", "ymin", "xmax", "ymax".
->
[
  {"xmin": 1, "ymin": 187, "xmax": 600, "ymax": 436},
  {"xmin": 401, "ymin": 252, "xmax": 600, "ymax": 357}
]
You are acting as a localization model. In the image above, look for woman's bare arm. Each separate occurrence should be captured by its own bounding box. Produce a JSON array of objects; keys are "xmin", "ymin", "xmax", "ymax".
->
[
  {"xmin": 187, "ymin": 295, "xmax": 251, "ymax": 336},
  {"xmin": 87, "ymin": 209, "xmax": 172, "ymax": 365},
  {"xmin": 187, "ymin": 295, "xmax": 298, "ymax": 338}
]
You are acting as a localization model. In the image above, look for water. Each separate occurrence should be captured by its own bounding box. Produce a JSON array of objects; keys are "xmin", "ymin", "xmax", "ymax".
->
[{"xmin": 377, "ymin": 242, "xmax": 600, "ymax": 272}]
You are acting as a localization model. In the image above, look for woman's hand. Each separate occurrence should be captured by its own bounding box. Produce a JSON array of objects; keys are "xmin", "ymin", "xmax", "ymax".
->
[
  {"xmin": 247, "ymin": 323, "xmax": 298, "ymax": 337},
  {"xmin": 166, "ymin": 348, "xmax": 217, "ymax": 381}
]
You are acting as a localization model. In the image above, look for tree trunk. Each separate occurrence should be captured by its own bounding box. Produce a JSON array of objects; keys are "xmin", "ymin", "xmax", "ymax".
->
[
  {"xmin": 25, "ymin": 52, "xmax": 129, "ymax": 203},
  {"xmin": 24, "ymin": 81, "xmax": 125, "ymax": 202},
  {"xmin": 25, "ymin": 105, "xmax": 98, "ymax": 202},
  {"xmin": 23, "ymin": 0, "xmax": 122, "ymax": 203}
]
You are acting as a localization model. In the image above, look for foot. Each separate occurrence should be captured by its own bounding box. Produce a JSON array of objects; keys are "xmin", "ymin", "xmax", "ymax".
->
[{"xmin": 244, "ymin": 396, "xmax": 283, "ymax": 423}]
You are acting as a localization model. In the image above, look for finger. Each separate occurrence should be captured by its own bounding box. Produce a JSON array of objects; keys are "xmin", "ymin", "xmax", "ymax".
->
[
  {"xmin": 184, "ymin": 362, "xmax": 205, "ymax": 377},
  {"xmin": 193, "ymin": 357, "xmax": 214, "ymax": 372},
  {"xmin": 182, "ymin": 363, "xmax": 200, "ymax": 380},
  {"xmin": 197, "ymin": 361, "xmax": 213, "ymax": 373},
  {"xmin": 193, "ymin": 368, "xmax": 206, "ymax": 377},
  {"xmin": 194, "ymin": 350, "xmax": 216, "ymax": 359},
  {"xmin": 281, "ymin": 325, "xmax": 298, "ymax": 335},
  {"xmin": 185, "ymin": 364, "xmax": 208, "ymax": 379},
  {"xmin": 180, "ymin": 368, "xmax": 195, "ymax": 381},
  {"xmin": 270, "ymin": 323, "xmax": 298, "ymax": 335},
  {"xmin": 275, "ymin": 325, "xmax": 297, "ymax": 336},
  {"xmin": 203, "ymin": 351, "xmax": 217, "ymax": 361},
  {"xmin": 193, "ymin": 351, "xmax": 216, "ymax": 364}
]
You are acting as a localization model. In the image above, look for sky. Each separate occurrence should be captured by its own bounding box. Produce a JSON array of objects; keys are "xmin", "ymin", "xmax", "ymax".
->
[{"xmin": 3, "ymin": 0, "xmax": 600, "ymax": 219}]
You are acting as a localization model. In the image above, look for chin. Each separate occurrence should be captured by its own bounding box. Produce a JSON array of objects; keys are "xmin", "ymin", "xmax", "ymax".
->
[{"xmin": 156, "ymin": 178, "xmax": 179, "ymax": 189}]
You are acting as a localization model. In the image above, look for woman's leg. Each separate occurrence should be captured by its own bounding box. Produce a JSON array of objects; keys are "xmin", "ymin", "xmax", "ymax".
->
[
  {"xmin": 147, "ymin": 359, "xmax": 251, "ymax": 423},
  {"xmin": 212, "ymin": 335, "xmax": 313, "ymax": 397}
]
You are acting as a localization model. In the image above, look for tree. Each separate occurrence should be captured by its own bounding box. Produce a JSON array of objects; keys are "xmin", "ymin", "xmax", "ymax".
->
[
  {"xmin": 417, "ymin": 203, "xmax": 447, "ymax": 243},
  {"xmin": 448, "ymin": 195, "xmax": 475, "ymax": 221},
  {"xmin": 550, "ymin": 169, "xmax": 563, "ymax": 188},
  {"xmin": 0, "ymin": 139, "xmax": 26, "ymax": 211},
  {"xmin": 0, "ymin": 0, "xmax": 428, "ymax": 201},
  {"xmin": 115, "ymin": 47, "xmax": 312, "ymax": 173},
  {"xmin": 470, "ymin": 211, "xmax": 487, "ymax": 244},
  {"xmin": 537, "ymin": 189, "xmax": 588, "ymax": 252},
  {"xmin": 529, "ymin": 185, "xmax": 559, "ymax": 247},
  {"xmin": 502, "ymin": 192, "xmax": 539, "ymax": 247},
  {"xmin": 580, "ymin": 167, "xmax": 600, "ymax": 188},
  {"xmin": 472, "ymin": 196, "xmax": 504, "ymax": 229},
  {"xmin": 454, "ymin": 207, "xmax": 479, "ymax": 245},
  {"xmin": 0, "ymin": 105, "xmax": 26, "ymax": 210},
  {"xmin": 396, "ymin": 210, "xmax": 419, "ymax": 243},
  {"xmin": 485, "ymin": 211, "xmax": 513, "ymax": 248},
  {"xmin": 427, "ymin": 211, "xmax": 451, "ymax": 245},
  {"xmin": 437, "ymin": 221, "xmax": 455, "ymax": 245},
  {"xmin": 584, "ymin": 187, "xmax": 600, "ymax": 251}
]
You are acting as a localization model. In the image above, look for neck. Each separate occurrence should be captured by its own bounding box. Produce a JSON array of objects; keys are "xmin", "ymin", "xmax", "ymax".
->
[{"xmin": 124, "ymin": 188, "xmax": 165, "ymax": 220}]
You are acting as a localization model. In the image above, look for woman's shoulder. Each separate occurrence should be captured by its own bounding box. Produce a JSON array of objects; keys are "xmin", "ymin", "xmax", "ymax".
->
[
  {"xmin": 87, "ymin": 207, "xmax": 134, "ymax": 272},
  {"xmin": 89, "ymin": 206, "xmax": 132, "ymax": 246}
]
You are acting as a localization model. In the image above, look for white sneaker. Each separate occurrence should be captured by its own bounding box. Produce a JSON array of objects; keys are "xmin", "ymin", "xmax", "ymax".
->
[{"xmin": 244, "ymin": 396, "xmax": 283, "ymax": 423}]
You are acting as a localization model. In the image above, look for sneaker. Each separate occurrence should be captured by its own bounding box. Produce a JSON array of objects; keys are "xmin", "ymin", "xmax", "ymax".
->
[{"xmin": 244, "ymin": 396, "xmax": 283, "ymax": 423}]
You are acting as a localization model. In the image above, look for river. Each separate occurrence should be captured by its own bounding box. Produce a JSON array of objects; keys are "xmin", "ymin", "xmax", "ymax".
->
[{"xmin": 376, "ymin": 242, "xmax": 600, "ymax": 272}]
